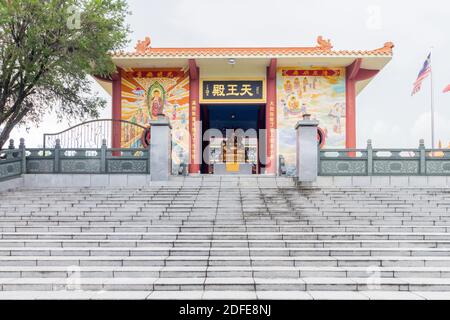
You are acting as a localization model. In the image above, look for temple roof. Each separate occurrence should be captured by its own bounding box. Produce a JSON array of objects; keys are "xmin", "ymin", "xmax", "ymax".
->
[
  {"xmin": 111, "ymin": 36, "xmax": 394, "ymax": 58},
  {"xmin": 95, "ymin": 36, "xmax": 394, "ymax": 97}
]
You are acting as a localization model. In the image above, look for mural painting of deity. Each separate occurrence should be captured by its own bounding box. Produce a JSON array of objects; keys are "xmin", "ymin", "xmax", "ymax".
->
[
  {"xmin": 293, "ymin": 77, "xmax": 300, "ymax": 91},
  {"xmin": 284, "ymin": 80, "xmax": 293, "ymax": 94},
  {"xmin": 302, "ymin": 77, "xmax": 309, "ymax": 92},
  {"xmin": 121, "ymin": 68, "xmax": 190, "ymax": 174},
  {"xmin": 172, "ymin": 102, "xmax": 179, "ymax": 120},
  {"xmin": 150, "ymin": 89, "xmax": 163, "ymax": 117},
  {"xmin": 147, "ymin": 82, "xmax": 166, "ymax": 119},
  {"xmin": 287, "ymin": 95, "xmax": 300, "ymax": 114},
  {"xmin": 277, "ymin": 67, "xmax": 346, "ymax": 176},
  {"xmin": 328, "ymin": 102, "xmax": 345, "ymax": 134}
]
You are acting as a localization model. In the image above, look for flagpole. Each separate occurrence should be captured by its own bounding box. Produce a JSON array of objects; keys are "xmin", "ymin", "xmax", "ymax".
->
[{"xmin": 430, "ymin": 47, "xmax": 435, "ymax": 150}]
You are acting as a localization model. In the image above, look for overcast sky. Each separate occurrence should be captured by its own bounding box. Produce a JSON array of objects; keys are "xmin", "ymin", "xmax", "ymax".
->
[{"xmin": 10, "ymin": 0, "xmax": 450, "ymax": 148}]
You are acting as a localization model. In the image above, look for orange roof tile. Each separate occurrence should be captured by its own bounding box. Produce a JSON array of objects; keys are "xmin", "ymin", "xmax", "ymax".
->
[{"xmin": 111, "ymin": 36, "xmax": 394, "ymax": 58}]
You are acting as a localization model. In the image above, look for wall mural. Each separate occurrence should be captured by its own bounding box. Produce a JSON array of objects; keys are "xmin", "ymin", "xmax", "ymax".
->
[
  {"xmin": 277, "ymin": 67, "xmax": 346, "ymax": 176},
  {"xmin": 121, "ymin": 68, "xmax": 190, "ymax": 173}
]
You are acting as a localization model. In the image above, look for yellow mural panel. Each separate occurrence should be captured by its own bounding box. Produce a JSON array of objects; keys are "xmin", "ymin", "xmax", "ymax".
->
[
  {"xmin": 121, "ymin": 68, "xmax": 190, "ymax": 173},
  {"xmin": 277, "ymin": 67, "xmax": 346, "ymax": 175}
]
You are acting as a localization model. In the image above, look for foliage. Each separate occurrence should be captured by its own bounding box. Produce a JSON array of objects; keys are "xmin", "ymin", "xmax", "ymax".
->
[{"xmin": 0, "ymin": 0, "xmax": 129, "ymax": 148}]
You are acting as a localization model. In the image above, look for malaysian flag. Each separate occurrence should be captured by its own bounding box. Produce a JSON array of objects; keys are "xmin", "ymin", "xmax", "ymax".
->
[
  {"xmin": 411, "ymin": 53, "xmax": 432, "ymax": 95},
  {"xmin": 443, "ymin": 84, "xmax": 450, "ymax": 93}
]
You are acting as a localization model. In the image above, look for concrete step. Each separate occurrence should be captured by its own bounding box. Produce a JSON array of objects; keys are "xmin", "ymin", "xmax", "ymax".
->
[
  {"xmin": 3, "ymin": 232, "xmax": 450, "ymax": 240},
  {"xmin": 1, "ymin": 266, "xmax": 450, "ymax": 279},
  {"xmin": 3, "ymin": 225, "xmax": 450, "ymax": 233},
  {"xmin": 1, "ymin": 277, "xmax": 450, "ymax": 291},
  {"xmin": 2, "ymin": 290, "xmax": 448, "ymax": 300},
  {"xmin": 1, "ymin": 247, "xmax": 450, "ymax": 257},
  {"xmin": 0, "ymin": 184, "xmax": 449, "ymax": 294},
  {"xmin": 2, "ymin": 239, "xmax": 450, "ymax": 248},
  {"xmin": 2, "ymin": 255, "xmax": 450, "ymax": 267}
]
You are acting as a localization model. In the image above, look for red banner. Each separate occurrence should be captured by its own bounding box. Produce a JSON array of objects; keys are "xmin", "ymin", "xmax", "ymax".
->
[{"xmin": 281, "ymin": 69, "xmax": 341, "ymax": 77}]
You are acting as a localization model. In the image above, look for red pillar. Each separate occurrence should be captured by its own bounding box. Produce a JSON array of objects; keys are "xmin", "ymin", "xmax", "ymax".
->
[
  {"xmin": 112, "ymin": 68, "xmax": 122, "ymax": 149},
  {"xmin": 188, "ymin": 60, "xmax": 200, "ymax": 174},
  {"xmin": 345, "ymin": 59, "xmax": 379, "ymax": 149},
  {"xmin": 266, "ymin": 58, "xmax": 277, "ymax": 174},
  {"xmin": 345, "ymin": 76, "xmax": 356, "ymax": 149}
]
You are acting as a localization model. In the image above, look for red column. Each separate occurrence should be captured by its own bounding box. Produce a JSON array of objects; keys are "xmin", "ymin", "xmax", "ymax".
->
[
  {"xmin": 345, "ymin": 76, "xmax": 356, "ymax": 149},
  {"xmin": 345, "ymin": 59, "xmax": 379, "ymax": 150},
  {"xmin": 112, "ymin": 68, "xmax": 122, "ymax": 149},
  {"xmin": 189, "ymin": 60, "xmax": 200, "ymax": 174},
  {"xmin": 266, "ymin": 58, "xmax": 277, "ymax": 174}
]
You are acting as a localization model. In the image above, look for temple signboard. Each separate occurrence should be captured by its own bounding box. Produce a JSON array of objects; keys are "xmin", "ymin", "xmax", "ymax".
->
[{"xmin": 200, "ymin": 80, "xmax": 266, "ymax": 103}]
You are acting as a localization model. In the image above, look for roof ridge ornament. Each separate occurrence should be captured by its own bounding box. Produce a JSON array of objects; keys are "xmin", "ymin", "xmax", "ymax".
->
[
  {"xmin": 135, "ymin": 36, "xmax": 151, "ymax": 54},
  {"xmin": 316, "ymin": 36, "xmax": 333, "ymax": 50},
  {"xmin": 372, "ymin": 42, "xmax": 395, "ymax": 53}
]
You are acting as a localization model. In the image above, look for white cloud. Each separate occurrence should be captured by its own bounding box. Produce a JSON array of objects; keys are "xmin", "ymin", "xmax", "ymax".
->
[
  {"xmin": 410, "ymin": 111, "xmax": 450, "ymax": 147},
  {"xmin": 363, "ymin": 121, "xmax": 403, "ymax": 148}
]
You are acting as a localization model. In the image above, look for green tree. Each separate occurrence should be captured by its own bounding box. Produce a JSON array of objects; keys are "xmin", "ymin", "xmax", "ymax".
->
[{"xmin": 0, "ymin": 0, "xmax": 129, "ymax": 148}]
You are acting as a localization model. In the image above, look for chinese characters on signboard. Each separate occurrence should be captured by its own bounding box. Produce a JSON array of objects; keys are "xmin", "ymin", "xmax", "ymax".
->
[
  {"xmin": 201, "ymin": 80, "xmax": 265, "ymax": 103},
  {"xmin": 281, "ymin": 69, "xmax": 341, "ymax": 77}
]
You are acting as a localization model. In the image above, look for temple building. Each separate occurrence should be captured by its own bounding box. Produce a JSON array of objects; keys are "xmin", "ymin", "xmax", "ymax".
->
[{"xmin": 94, "ymin": 36, "xmax": 394, "ymax": 175}]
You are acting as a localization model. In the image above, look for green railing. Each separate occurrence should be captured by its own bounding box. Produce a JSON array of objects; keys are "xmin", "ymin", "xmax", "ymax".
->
[
  {"xmin": 0, "ymin": 142, "xmax": 25, "ymax": 181},
  {"xmin": 319, "ymin": 139, "xmax": 450, "ymax": 176},
  {"xmin": 3, "ymin": 138, "xmax": 450, "ymax": 182},
  {"xmin": 0, "ymin": 138, "xmax": 150, "ymax": 182}
]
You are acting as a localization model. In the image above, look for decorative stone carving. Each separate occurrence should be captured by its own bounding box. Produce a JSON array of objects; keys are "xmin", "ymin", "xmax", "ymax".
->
[
  {"xmin": 60, "ymin": 159, "xmax": 101, "ymax": 173},
  {"xmin": 316, "ymin": 36, "xmax": 333, "ymax": 50},
  {"xmin": 27, "ymin": 159, "xmax": 54, "ymax": 173},
  {"xmin": 107, "ymin": 160, "xmax": 147, "ymax": 173},
  {"xmin": 426, "ymin": 160, "xmax": 450, "ymax": 174},
  {"xmin": 373, "ymin": 160, "xmax": 419, "ymax": 174},
  {"xmin": 0, "ymin": 162, "xmax": 21, "ymax": 179},
  {"xmin": 320, "ymin": 160, "xmax": 367, "ymax": 175},
  {"xmin": 135, "ymin": 36, "xmax": 151, "ymax": 54},
  {"xmin": 372, "ymin": 42, "xmax": 395, "ymax": 54}
]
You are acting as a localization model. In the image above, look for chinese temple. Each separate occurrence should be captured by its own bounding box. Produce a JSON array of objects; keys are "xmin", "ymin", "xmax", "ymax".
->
[{"xmin": 94, "ymin": 36, "xmax": 394, "ymax": 175}]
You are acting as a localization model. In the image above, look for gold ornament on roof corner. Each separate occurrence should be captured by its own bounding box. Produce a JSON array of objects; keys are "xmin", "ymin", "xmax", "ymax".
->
[
  {"xmin": 135, "ymin": 36, "xmax": 151, "ymax": 54},
  {"xmin": 316, "ymin": 36, "xmax": 333, "ymax": 50}
]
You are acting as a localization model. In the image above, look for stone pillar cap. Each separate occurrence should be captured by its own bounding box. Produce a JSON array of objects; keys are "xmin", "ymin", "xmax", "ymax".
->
[
  {"xmin": 149, "ymin": 115, "xmax": 172, "ymax": 128},
  {"xmin": 295, "ymin": 114, "xmax": 319, "ymax": 129}
]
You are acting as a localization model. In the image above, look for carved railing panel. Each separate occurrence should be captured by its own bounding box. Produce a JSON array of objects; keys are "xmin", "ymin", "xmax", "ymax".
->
[
  {"xmin": 0, "ymin": 149, "xmax": 23, "ymax": 180},
  {"xmin": 59, "ymin": 148, "xmax": 102, "ymax": 174},
  {"xmin": 319, "ymin": 149, "xmax": 368, "ymax": 176},
  {"xmin": 106, "ymin": 148, "xmax": 149, "ymax": 174},
  {"xmin": 425, "ymin": 149, "xmax": 450, "ymax": 175},
  {"xmin": 0, "ymin": 138, "xmax": 151, "ymax": 181},
  {"xmin": 26, "ymin": 148, "xmax": 55, "ymax": 173},
  {"xmin": 319, "ymin": 141, "xmax": 450, "ymax": 176}
]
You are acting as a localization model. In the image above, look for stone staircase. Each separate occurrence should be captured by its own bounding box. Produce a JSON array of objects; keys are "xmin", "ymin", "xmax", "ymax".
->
[{"xmin": 0, "ymin": 175, "xmax": 449, "ymax": 299}]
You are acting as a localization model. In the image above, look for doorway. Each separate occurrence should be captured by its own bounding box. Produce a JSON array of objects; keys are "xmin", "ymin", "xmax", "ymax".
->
[{"xmin": 200, "ymin": 104, "xmax": 266, "ymax": 174}]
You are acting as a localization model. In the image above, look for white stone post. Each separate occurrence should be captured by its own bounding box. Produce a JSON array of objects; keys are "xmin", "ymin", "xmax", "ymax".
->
[
  {"xmin": 149, "ymin": 116, "xmax": 172, "ymax": 181},
  {"xmin": 19, "ymin": 138, "xmax": 26, "ymax": 174},
  {"xmin": 100, "ymin": 139, "xmax": 107, "ymax": 173},
  {"xmin": 419, "ymin": 139, "xmax": 426, "ymax": 175},
  {"xmin": 295, "ymin": 114, "xmax": 319, "ymax": 182}
]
